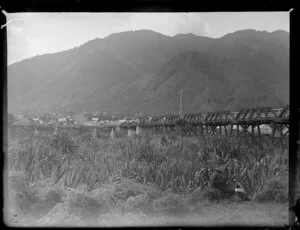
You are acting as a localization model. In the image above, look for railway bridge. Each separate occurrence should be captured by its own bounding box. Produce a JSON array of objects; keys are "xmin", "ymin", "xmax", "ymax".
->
[
  {"xmin": 11, "ymin": 105, "xmax": 290, "ymax": 146},
  {"xmin": 120, "ymin": 105, "xmax": 289, "ymax": 146}
]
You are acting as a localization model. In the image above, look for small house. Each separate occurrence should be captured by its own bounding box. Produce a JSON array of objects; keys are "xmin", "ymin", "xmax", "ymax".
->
[
  {"xmin": 58, "ymin": 117, "xmax": 67, "ymax": 123},
  {"xmin": 92, "ymin": 117, "xmax": 99, "ymax": 122}
]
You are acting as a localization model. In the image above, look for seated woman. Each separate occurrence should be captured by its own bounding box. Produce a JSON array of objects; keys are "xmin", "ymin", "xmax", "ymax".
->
[
  {"xmin": 209, "ymin": 162, "xmax": 251, "ymax": 201},
  {"xmin": 209, "ymin": 162, "xmax": 235, "ymax": 198}
]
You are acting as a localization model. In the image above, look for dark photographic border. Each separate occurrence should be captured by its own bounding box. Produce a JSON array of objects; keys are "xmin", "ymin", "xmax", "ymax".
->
[{"xmin": 0, "ymin": 1, "xmax": 298, "ymax": 229}]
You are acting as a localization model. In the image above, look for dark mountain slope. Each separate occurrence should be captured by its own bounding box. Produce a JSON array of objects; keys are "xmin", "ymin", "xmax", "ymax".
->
[
  {"xmin": 8, "ymin": 29, "xmax": 289, "ymax": 115},
  {"xmin": 9, "ymin": 50, "xmax": 143, "ymax": 114},
  {"xmin": 135, "ymin": 48, "xmax": 287, "ymax": 115}
]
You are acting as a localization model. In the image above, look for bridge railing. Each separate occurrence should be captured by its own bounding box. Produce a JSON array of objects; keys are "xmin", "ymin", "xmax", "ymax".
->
[
  {"xmin": 131, "ymin": 105, "xmax": 289, "ymax": 127},
  {"xmin": 108, "ymin": 105, "xmax": 290, "ymax": 128}
]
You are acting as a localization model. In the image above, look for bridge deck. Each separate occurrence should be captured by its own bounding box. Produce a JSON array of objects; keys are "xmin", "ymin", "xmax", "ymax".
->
[
  {"xmin": 11, "ymin": 106, "xmax": 289, "ymax": 143},
  {"xmin": 121, "ymin": 105, "xmax": 290, "ymax": 128}
]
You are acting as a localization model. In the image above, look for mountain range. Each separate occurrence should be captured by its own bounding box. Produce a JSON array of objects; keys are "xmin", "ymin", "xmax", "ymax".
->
[{"xmin": 8, "ymin": 29, "xmax": 289, "ymax": 116}]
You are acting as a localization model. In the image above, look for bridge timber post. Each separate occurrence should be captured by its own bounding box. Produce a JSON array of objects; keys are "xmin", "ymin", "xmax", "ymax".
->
[
  {"xmin": 110, "ymin": 128, "xmax": 115, "ymax": 140},
  {"xmin": 92, "ymin": 127, "xmax": 97, "ymax": 139},
  {"xmin": 136, "ymin": 125, "xmax": 140, "ymax": 135},
  {"xmin": 257, "ymin": 124, "xmax": 261, "ymax": 137},
  {"xmin": 136, "ymin": 125, "xmax": 147, "ymax": 136},
  {"xmin": 127, "ymin": 128, "xmax": 135, "ymax": 137}
]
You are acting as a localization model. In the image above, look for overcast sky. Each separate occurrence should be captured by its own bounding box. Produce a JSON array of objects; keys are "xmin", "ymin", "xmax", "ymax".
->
[{"xmin": 7, "ymin": 12, "xmax": 289, "ymax": 65}]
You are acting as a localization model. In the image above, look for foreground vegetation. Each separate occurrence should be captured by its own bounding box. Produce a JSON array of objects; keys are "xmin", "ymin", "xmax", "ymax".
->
[{"xmin": 5, "ymin": 126, "xmax": 288, "ymax": 226}]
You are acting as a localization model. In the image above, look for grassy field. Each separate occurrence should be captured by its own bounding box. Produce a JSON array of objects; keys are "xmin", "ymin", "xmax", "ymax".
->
[{"xmin": 4, "ymin": 125, "xmax": 289, "ymax": 227}]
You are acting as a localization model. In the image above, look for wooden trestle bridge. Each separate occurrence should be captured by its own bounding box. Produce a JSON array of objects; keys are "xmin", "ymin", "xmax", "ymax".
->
[
  {"xmin": 120, "ymin": 105, "xmax": 290, "ymax": 145},
  {"xmin": 11, "ymin": 105, "xmax": 290, "ymax": 146}
]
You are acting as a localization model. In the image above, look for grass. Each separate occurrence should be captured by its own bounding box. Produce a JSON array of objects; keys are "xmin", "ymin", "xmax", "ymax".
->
[{"xmin": 4, "ymin": 125, "xmax": 289, "ymax": 226}]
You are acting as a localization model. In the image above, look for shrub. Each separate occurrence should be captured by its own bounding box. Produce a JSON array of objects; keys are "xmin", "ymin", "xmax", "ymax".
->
[
  {"xmin": 67, "ymin": 191, "xmax": 108, "ymax": 221},
  {"xmin": 36, "ymin": 203, "xmax": 86, "ymax": 226},
  {"xmin": 252, "ymin": 177, "xmax": 288, "ymax": 203},
  {"xmin": 153, "ymin": 193, "xmax": 189, "ymax": 216},
  {"xmin": 111, "ymin": 177, "xmax": 146, "ymax": 201},
  {"xmin": 45, "ymin": 188, "xmax": 64, "ymax": 204},
  {"xmin": 11, "ymin": 186, "xmax": 41, "ymax": 218},
  {"xmin": 49, "ymin": 131, "xmax": 76, "ymax": 155},
  {"xmin": 187, "ymin": 188, "xmax": 206, "ymax": 204},
  {"xmin": 123, "ymin": 194, "xmax": 153, "ymax": 214},
  {"xmin": 89, "ymin": 184, "xmax": 116, "ymax": 207},
  {"xmin": 8, "ymin": 175, "xmax": 66, "ymax": 219},
  {"xmin": 32, "ymin": 188, "xmax": 64, "ymax": 219},
  {"xmin": 144, "ymin": 182, "xmax": 162, "ymax": 200}
]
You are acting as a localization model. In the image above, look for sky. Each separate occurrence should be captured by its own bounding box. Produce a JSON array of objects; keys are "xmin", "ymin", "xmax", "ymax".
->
[{"xmin": 6, "ymin": 12, "xmax": 290, "ymax": 65}]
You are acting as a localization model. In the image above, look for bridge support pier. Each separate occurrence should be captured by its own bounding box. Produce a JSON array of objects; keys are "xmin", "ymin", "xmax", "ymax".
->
[
  {"xmin": 136, "ymin": 125, "xmax": 141, "ymax": 135},
  {"xmin": 257, "ymin": 125, "xmax": 261, "ymax": 137},
  {"xmin": 110, "ymin": 128, "xmax": 115, "ymax": 140},
  {"xmin": 128, "ymin": 128, "xmax": 135, "ymax": 137},
  {"xmin": 136, "ymin": 125, "xmax": 148, "ymax": 136},
  {"xmin": 92, "ymin": 127, "xmax": 97, "ymax": 139}
]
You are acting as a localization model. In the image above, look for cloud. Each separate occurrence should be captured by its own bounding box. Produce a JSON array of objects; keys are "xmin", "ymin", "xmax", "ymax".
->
[
  {"xmin": 7, "ymin": 23, "xmax": 46, "ymax": 64},
  {"xmin": 6, "ymin": 13, "xmax": 212, "ymax": 64},
  {"xmin": 128, "ymin": 13, "xmax": 211, "ymax": 36},
  {"xmin": 6, "ymin": 14, "xmax": 31, "ymax": 64},
  {"xmin": 7, "ymin": 24, "xmax": 29, "ymax": 64},
  {"xmin": 6, "ymin": 12, "xmax": 288, "ymax": 64}
]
